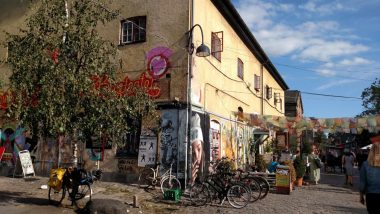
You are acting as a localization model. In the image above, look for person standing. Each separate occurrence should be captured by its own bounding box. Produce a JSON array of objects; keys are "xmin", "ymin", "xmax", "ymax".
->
[
  {"xmin": 359, "ymin": 136, "xmax": 380, "ymax": 214},
  {"xmin": 343, "ymin": 151, "xmax": 355, "ymax": 186},
  {"xmin": 308, "ymin": 144, "xmax": 321, "ymax": 185}
]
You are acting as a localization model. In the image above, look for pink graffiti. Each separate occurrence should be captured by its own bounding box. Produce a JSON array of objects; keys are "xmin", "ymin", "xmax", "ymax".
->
[{"xmin": 146, "ymin": 47, "xmax": 172, "ymax": 79}]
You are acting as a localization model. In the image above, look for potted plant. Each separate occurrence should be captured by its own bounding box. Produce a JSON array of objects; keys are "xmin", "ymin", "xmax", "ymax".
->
[{"xmin": 293, "ymin": 156, "xmax": 306, "ymax": 186}]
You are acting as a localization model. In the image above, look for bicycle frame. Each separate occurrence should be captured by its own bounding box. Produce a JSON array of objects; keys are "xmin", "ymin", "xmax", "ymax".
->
[{"xmin": 149, "ymin": 162, "xmax": 174, "ymax": 185}]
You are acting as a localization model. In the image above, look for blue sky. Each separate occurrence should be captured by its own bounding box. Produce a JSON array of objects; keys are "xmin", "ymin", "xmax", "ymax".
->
[{"xmin": 231, "ymin": 0, "xmax": 380, "ymax": 118}]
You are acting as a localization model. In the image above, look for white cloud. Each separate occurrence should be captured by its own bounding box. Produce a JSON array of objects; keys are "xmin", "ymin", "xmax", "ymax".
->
[
  {"xmin": 339, "ymin": 57, "xmax": 372, "ymax": 66},
  {"xmin": 298, "ymin": 41, "xmax": 368, "ymax": 61},
  {"xmin": 316, "ymin": 68, "xmax": 336, "ymax": 77},
  {"xmin": 316, "ymin": 79, "xmax": 356, "ymax": 90},
  {"xmin": 299, "ymin": 0, "xmax": 355, "ymax": 15},
  {"xmin": 236, "ymin": 0, "xmax": 369, "ymax": 63}
]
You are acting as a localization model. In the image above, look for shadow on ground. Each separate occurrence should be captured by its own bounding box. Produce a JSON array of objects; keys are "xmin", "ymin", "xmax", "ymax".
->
[{"xmin": 0, "ymin": 190, "xmax": 51, "ymax": 206}]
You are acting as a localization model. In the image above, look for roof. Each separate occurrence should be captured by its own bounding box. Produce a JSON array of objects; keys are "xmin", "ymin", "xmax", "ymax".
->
[
  {"xmin": 285, "ymin": 90, "xmax": 303, "ymax": 113},
  {"xmin": 211, "ymin": 0, "xmax": 289, "ymax": 90}
]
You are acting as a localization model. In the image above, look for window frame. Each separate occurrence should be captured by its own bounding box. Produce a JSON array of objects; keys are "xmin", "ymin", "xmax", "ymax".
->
[
  {"xmin": 254, "ymin": 74, "xmax": 261, "ymax": 91},
  {"xmin": 266, "ymin": 85, "xmax": 272, "ymax": 99},
  {"xmin": 211, "ymin": 31, "xmax": 223, "ymax": 61},
  {"xmin": 237, "ymin": 58, "xmax": 244, "ymax": 80},
  {"xmin": 120, "ymin": 16, "xmax": 146, "ymax": 45}
]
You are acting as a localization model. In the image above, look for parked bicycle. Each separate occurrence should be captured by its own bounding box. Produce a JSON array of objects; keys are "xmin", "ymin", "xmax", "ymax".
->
[
  {"xmin": 138, "ymin": 162, "xmax": 181, "ymax": 194},
  {"xmin": 48, "ymin": 167, "xmax": 102, "ymax": 208},
  {"xmin": 190, "ymin": 158, "xmax": 251, "ymax": 209}
]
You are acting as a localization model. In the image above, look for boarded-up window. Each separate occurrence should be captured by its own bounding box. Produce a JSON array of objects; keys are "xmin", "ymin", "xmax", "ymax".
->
[
  {"xmin": 254, "ymin": 74, "xmax": 261, "ymax": 91},
  {"xmin": 237, "ymin": 58, "xmax": 244, "ymax": 80}
]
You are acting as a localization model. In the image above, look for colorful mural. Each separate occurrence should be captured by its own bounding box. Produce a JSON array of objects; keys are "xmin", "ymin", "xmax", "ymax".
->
[
  {"xmin": 210, "ymin": 120, "xmax": 221, "ymax": 162},
  {"xmin": 190, "ymin": 112, "xmax": 204, "ymax": 184}
]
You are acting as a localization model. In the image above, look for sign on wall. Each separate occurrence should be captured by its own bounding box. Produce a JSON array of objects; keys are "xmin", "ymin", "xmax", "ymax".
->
[{"xmin": 138, "ymin": 136, "xmax": 157, "ymax": 167}]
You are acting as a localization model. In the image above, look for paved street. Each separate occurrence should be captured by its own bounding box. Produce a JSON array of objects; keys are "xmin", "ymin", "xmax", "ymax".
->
[{"xmin": 0, "ymin": 168, "xmax": 368, "ymax": 214}]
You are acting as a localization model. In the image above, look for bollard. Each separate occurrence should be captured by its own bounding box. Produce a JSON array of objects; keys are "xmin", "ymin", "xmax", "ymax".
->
[{"xmin": 133, "ymin": 195, "xmax": 139, "ymax": 208}]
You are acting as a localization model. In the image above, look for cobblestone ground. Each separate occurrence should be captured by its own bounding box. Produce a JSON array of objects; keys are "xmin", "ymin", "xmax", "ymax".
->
[{"xmin": 0, "ymin": 167, "xmax": 368, "ymax": 214}]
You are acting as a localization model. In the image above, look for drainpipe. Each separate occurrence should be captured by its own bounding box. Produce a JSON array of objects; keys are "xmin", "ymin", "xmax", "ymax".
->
[
  {"xmin": 260, "ymin": 64, "xmax": 264, "ymax": 115},
  {"xmin": 185, "ymin": 0, "xmax": 195, "ymax": 189}
]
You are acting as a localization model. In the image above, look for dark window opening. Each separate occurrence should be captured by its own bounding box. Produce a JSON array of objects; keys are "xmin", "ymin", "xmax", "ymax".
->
[{"xmin": 120, "ymin": 16, "xmax": 146, "ymax": 45}]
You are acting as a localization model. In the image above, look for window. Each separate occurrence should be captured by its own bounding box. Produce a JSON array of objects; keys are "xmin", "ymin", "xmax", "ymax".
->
[
  {"xmin": 211, "ymin": 31, "xmax": 223, "ymax": 61},
  {"xmin": 274, "ymin": 93, "xmax": 280, "ymax": 104},
  {"xmin": 237, "ymin": 58, "xmax": 244, "ymax": 80},
  {"xmin": 266, "ymin": 85, "xmax": 272, "ymax": 99},
  {"xmin": 254, "ymin": 74, "xmax": 261, "ymax": 91},
  {"xmin": 120, "ymin": 16, "xmax": 146, "ymax": 44}
]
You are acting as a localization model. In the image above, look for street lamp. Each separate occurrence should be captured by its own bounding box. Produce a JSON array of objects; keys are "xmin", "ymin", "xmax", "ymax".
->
[
  {"xmin": 187, "ymin": 24, "xmax": 210, "ymax": 57},
  {"xmin": 185, "ymin": 24, "xmax": 210, "ymax": 189}
]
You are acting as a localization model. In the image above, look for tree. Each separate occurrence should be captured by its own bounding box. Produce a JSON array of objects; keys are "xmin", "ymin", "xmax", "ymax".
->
[
  {"xmin": 5, "ymin": 0, "xmax": 157, "ymax": 156},
  {"xmin": 360, "ymin": 78, "xmax": 380, "ymax": 116}
]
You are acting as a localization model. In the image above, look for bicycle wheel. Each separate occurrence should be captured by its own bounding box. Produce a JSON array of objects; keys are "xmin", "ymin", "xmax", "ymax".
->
[
  {"xmin": 138, "ymin": 168, "xmax": 155, "ymax": 189},
  {"xmin": 74, "ymin": 183, "xmax": 92, "ymax": 209},
  {"xmin": 254, "ymin": 177, "xmax": 270, "ymax": 199},
  {"xmin": 48, "ymin": 186, "xmax": 65, "ymax": 206},
  {"xmin": 189, "ymin": 182, "xmax": 209, "ymax": 206},
  {"xmin": 243, "ymin": 177, "xmax": 261, "ymax": 202},
  {"xmin": 227, "ymin": 184, "xmax": 250, "ymax": 209},
  {"xmin": 160, "ymin": 176, "xmax": 181, "ymax": 194}
]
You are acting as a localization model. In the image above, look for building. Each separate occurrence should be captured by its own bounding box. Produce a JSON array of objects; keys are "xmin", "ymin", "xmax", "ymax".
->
[{"xmin": 0, "ymin": 0, "xmax": 289, "ymax": 183}]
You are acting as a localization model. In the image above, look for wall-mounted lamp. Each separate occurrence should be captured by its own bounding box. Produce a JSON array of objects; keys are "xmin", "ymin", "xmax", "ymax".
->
[{"xmin": 187, "ymin": 24, "xmax": 210, "ymax": 57}]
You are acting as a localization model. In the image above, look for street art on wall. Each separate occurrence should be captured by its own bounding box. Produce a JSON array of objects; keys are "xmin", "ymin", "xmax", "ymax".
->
[
  {"xmin": 92, "ymin": 72, "xmax": 161, "ymax": 98},
  {"xmin": 118, "ymin": 158, "xmax": 139, "ymax": 174},
  {"xmin": 160, "ymin": 110, "xmax": 178, "ymax": 169},
  {"xmin": 138, "ymin": 136, "xmax": 157, "ymax": 167},
  {"xmin": 146, "ymin": 47, "xmax": 173, "ymax": 79},
  {"xmin": 190, "ymin": 112, "xmax": 204, "ymax": 185},
  {"xmin": 210, "ymin": 120, "xmax": 221, "ymax": 162}
]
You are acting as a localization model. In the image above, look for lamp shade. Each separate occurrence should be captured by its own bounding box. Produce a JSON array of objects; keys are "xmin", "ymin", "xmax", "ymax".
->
[{"xmin": 195, "ymin": 44, "xmax": 210, "ymax": 57}]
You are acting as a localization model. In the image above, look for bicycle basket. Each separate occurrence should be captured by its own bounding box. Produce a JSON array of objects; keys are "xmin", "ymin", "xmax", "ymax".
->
[{"xmin": 48, "ymin": 168, "xmax": 66, "ymax": 191}]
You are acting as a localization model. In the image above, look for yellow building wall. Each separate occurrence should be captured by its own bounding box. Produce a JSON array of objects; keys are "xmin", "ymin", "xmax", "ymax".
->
[{"xmin": 191, "ymin": 0, "xmax": 285, "ymax": 120}]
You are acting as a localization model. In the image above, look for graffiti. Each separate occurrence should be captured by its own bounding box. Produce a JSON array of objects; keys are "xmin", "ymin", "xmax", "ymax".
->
[
  {"xmin": 118, "ymin": 158, "xmax": 138, "ymax": 174},
  {"xmin": 86, "ymin": 148, "xmax": 102, "ymax": 161},
  {"xmin": 160, "ymin": 110, "xmax": 178, "ymax": 170},
  {"xmin": 0, "ymin": 91, "xmax": 10, "ymax": 110},
  {"xmin": 146, "ymin": 47, "xmax": 173, "ymax": 79},
  {"xmin": 92, "ymin": 73, "xmax": 161, "ymax": 98}
]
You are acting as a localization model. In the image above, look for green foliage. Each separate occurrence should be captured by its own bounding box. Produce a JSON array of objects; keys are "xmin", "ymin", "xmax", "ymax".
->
[
  {"xmin": 302, "ymin": 141, "xmax": 312, "ymax": 155},
  {"xmin": 5, "ymin": 0, "xmax": 157, "ymax": 144},
  {"xmin": 361, "ymin": 78, "xmax": 380, "ymax": 116},
  {"xmin": 293, "ymin": 157, "xmax": 305, "ymax": 178},
  {"xmin": 264, "ymin": 141, "xmax": 273, "ymax": 153},
  {"xmin": 254, "ymin": 154, "xmax": 267, "ymax": 172},
  {"xmin": 289, "ymin": 137, "xmax": 298, "ymax": 154}
]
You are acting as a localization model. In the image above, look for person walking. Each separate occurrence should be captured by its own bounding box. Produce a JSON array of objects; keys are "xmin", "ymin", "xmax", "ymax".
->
[
  {"xmin": 343, "ymin": 151, "xmax": 355, "ymax": 186},
  {"xmin": 308, "ymin": 144, "xmax": 321, "ymax": 185},
  {"xmin": 359, "ymin": 136, "xmax": 380, "ymax": 214}
]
